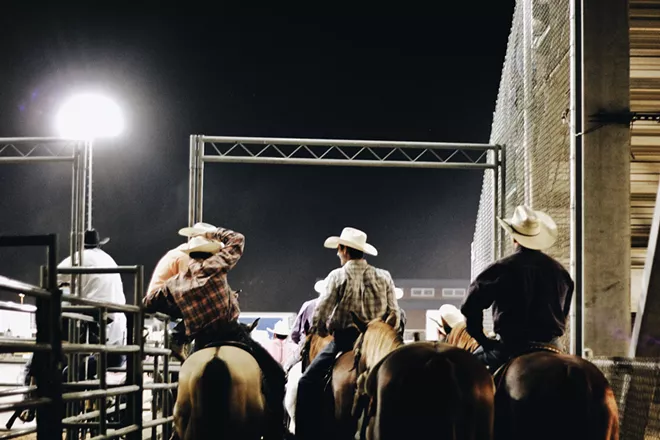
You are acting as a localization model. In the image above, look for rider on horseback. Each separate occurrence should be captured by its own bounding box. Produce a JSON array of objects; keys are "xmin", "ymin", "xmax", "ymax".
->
[
  {"xmin": 143, "ymin": 225, "xmax": 287, "ymax": 439},
  {"xmin": 460, "ymin": 205, "xmax": 574, "ymax": 372},
  {"xmin": 296, "ymin": 227, "xmax": 401, "ymax": 440}
]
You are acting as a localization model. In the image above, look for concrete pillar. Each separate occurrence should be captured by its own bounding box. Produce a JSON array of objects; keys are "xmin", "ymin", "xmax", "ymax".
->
[{"xmin": 582, "ymin": 0, "xmax": 631, "ymax": 356}]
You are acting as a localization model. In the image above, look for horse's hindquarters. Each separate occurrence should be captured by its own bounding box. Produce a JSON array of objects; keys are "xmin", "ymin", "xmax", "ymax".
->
[{"xmin": 369, "ymin": 343, "xmax": 494, "ymax": 440}]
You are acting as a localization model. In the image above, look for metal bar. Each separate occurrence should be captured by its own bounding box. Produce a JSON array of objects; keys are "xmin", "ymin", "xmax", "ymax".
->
[
  {"xmin": 143, "ymin": 416, "xmax": 175, "ymax": 429},
  {"xmin": 0, "ymin": 341, "xmax": 51, "ymax": 353},
  {"xmin": 0, "ymin": 301, "xmax": 37, "ymax": 313},
  {"xmin": 0, "ymin": 427, "xmax": 37, "ymax": 440},
  {"xmin": 196, "ymin": 136, "xmax": 204, "ymax": 223},
  {"xmin": 0, "ymin": 397, "xmax": 51, "ymax": 412},
  {"xmin": 88, "ymin": 424, "xmax": 139, "ymax": 440},
  {"xmin": 570, "ymin": 0, "xmax": 585, "ymax": 357},
  {"xmin": 143, "ymin": 383, "xmax": 178, "ymax": 390},
  {"xmin": 47, "ymin": 233, "xmax": 63, "ymax": 440},
  {"xmin": 143, "ymin": 347, "xmax": 171, "ymax": 356},
  {"xmin": 0, "ymin": 137, "xmax": 84, "ymax": 143},
  {"xmin": 188, "ymin": 135, "xmax": 198, "ymax": 227},
  {"xmin": 0, "ymin": 157, "xmax": 75, "ymax": 164},
  {"xmin": 202, "ymin": 155, "xmax": 496, "ymax": 169},
  {"xmin": 133, "ymin": 267, "xmax": 144, "ymax": 440},
  {"xmin": 499, "ymin": 144, "xmax": 507, "ymax": 258},
  {"xmin": 162, "ymin": 316, "xmax": 171, "ymax": 440},
  {"xmin": 62, "ymin": 385, "xmax": 140, "ymax": 401},
  {"xmin": 493, "ymin": 146, "xmax": 500, "ymax": 262},
  {"xmin": 61, "ymin": 297, "xmax": 140, "ymax": 313},
  {"xmin": 86, "ymin": 140, "xmax": 93, "ymax": 230},
  {"xmin": 0, "ymin": 386, "xmax": 36, "ymax": 397},
  {"xmin": 0, "ymin": 277, "xmax": 51, "ymax": 298},
  {"xmin": 62, "ymin": 312, "xmax": 97, "ymax": 323},
  {"xmin": 98, "ymin": 308, "xmax": 107, "ymax": 436},
  {"xmin": 62, "ymin": 403, "xmax": 127, "ymax": 423},
  {"xmin": 199, "ymin": 135, "xmax": 497, "ymax": 150},
  {"xmin": 151, "ymin": 352, "xmax": 159, "ymax": 440},
  {"xmin": 62, "ymin": 343, "xmax": 140, "ymax": 354},
  {"xmin": 59, "ymin": 266, "xmax": 142, "ymax": 275}
]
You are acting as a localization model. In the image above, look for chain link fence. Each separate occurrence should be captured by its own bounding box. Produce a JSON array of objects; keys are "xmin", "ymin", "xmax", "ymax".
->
[{"xmin": 471, "ymin": 0, "xmax": 571, "ymax": 332}]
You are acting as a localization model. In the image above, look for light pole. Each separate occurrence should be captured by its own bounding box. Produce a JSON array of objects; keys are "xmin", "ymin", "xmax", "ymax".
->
[{"xmin": 55, "ymin": 93, "xmax": 124, "ymax": 230}]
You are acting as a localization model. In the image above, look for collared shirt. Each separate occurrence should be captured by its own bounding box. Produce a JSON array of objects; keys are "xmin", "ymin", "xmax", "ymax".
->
[
  {"xmin": 312, "ymin": 259, "xmax": 401, "ymax": 333},
  {"xmin": 290, "ymin": 298, "xmax": 318, "ymax": 344},
  {"xmin": 461, "ymin": 246, "xmax": 574, "ymax": 347},
  {"xmin": 143, "ymin": 228, "xmax": 244, "ymax": 337},
  {"xmin": 145, "ymin": 247, "xmax": 190, "ymax": 296},
  {"xmin": 265, "ymin": 337, "xmax": 298, "ymax": 366},
  {"xmin": 58, "ymin": 248, "xmax": 127, "ymax": 345}
]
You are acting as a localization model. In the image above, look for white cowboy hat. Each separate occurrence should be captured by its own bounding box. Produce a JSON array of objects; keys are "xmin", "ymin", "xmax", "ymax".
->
[
  {"xmin": 395, "ymin": 287, "xmax": 404, "ymax": 300},
  {"xmin": 497, "ymin": 205, "xmax": 558, "ymax": 250},
  {"xmin": 176, "ymin": 240, "xmax": 224, "ymax": 251},
  {"xmin": 323, "ymin": 227, "xmax": 378, "ymax": 256},
  {"xmin": 179, "ymin": 236, "xmax": 223, "ymax": 254},
  {"xmin": 439, "ymin": 304, "xmax": 465, "ymax": 328},
  {"xmin": 178, "ymin": 222, "xmax": 217, "ymax": 238},
  {"xmin": 267, "ymin": 320, "xmax": 292, "ymax": 336},
  {"xmin": 314, "ymin": 279, "xmax": 327, "ymax": 295}
]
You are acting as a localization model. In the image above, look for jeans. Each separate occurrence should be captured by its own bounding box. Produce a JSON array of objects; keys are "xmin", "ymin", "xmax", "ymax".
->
[
  {"xmin": 473, "ymin": 337, "xmax": 564, "ymax": 372},
  {"xmin": 295, "ymin": 339, "xmax": 340, "ymax": 440}
]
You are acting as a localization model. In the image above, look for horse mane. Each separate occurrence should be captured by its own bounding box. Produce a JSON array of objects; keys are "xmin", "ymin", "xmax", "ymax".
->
[
  {"xmin": 357, "ymin": 320, "xmax": 404, "ymax": 371},
  {"xmin": 445, "ymin": 322, "xmax": 481, "ymax": 353}
]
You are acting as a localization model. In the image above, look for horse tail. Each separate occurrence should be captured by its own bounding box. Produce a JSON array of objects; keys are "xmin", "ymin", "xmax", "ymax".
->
[{"xmin": 196, "ymin": 352, "xmax": 232, "ymax": 439}]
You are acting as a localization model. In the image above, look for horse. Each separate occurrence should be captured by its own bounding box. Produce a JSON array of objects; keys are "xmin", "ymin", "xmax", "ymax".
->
[
  {"xmin": 440, "ymin": 321, "xmax": 620, "ymax": 440},
  {"xmin": 353, "ymin": 313, "xmax": 495, "ymax": 440},
  {"xmin": 173, "ymin": 318, "xmax": 273, "ymax": 440}
]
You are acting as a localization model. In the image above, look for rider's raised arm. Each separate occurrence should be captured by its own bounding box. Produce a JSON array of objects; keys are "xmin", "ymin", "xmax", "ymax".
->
[
  {"xmin": 204, "ymin": 227, "xmax": 245, "ymax": 272},
  {"xmin": 460, "ymin": 262, "xmax": 505, "ymax": 347}
]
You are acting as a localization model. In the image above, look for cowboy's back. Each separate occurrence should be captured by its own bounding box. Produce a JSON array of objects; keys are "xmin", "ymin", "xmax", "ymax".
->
[
  {"xmin": 314, "ymin": 260, "xmax": 399, "ymax": 333},
  {"xmin": 461, "ymin": 246, "xmax": 574, "ymax": 348}
]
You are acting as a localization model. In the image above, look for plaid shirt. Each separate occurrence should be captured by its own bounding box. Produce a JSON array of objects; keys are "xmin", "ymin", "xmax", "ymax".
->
[
  {"xmin": 144, "ymin": 228, "xmax": 244, "ymax": 337},
  {"xmin": 312, "ymin": 259, "xmax": 400, "ymax": 333}
]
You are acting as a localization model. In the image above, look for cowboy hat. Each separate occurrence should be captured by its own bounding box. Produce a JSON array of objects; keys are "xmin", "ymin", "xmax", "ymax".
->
[
  {"xmin": 178, "ymin": 222, "xmax": 217, "ymax": 238},
  {"xmin": 497, "ymin": 205, "xmax": 557, "ymax": 250},
  {"xmin": 179, "ymin": 236, "xmax": 223, "ymax": 254},
  {"xmin": 323, "ymin": 227, "xmax": 378, "ymax": 256},
  {"xmin": 176, "ymin": 239, "xmax": 224, "ymax": 251},
  {"xmin": 314, "ymin": 278, "xmax": 328, "ymax": 296},
  {"xmin": 439, "ymin": 304, "xmax": 465, "ymax": 328},
  {"xmin": 395, "ymin": 287, "xmax": 404, "ymax": 300},
  {"xmin": 84, "ymin": 229, "xmax": 109, "ymax": 248},
  {"xmin": 267, "ymin": 320, "xmax": 292, "ymax": 336}
]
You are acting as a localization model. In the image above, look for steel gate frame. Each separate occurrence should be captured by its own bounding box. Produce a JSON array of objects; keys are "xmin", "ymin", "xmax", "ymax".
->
[{"xmin": 188, "ymin": 135, "xmax": 506, "ymax": 261}]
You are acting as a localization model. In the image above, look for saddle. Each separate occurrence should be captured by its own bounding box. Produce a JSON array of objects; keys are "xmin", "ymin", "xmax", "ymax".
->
[{"xmin": 492, "ymin": 341, "xmax": 564, "ymax": 387}]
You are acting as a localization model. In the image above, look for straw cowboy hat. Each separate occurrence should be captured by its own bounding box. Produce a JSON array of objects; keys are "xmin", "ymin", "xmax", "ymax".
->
[
  {"xmin": 178, "ymin": 222, "xmax": 217, "ymax": 238},
  {"xmin": 439, "ymin": 304, "xmax": 465, "ymax": 328},
  {"xmin": 267, "ymin": 320, "xmax": 292, "ymax": 336},
  {"xmin": 323, "ymin": 227, "xmax": 378, "ymax": 256},
  {"xmin": 395, "ymin": 287, "xmax": 404, "ymax": 300},
  {"xmin": 497, "ymin": 205, "xmax": 558, "ymax": 250},
  {"xmin": 314, "ymin": 278, "xmax": 328, "ymax": 296},
  {"xmin": 179, "ymin": 236, "xmax": 223, "ymax": 254}
]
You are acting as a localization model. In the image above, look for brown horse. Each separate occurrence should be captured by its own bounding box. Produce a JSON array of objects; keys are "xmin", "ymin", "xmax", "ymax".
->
[
  {"xmin": 441, "ymin": 323, "xmax": 620, "ymax": 440},
  {"xmin": 174, "ymin": 319, "xmax": 269, "ymax": 440},
  {"xmin": 354, "ymin": 313, "xmax": 495, "ymax": 440}
]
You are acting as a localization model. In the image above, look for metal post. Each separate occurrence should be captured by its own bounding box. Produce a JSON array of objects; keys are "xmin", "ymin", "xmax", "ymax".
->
[
  {"xmin": 126, "ymin": 266, "xmax": 144, "ymax": 440},
  {"xmin": 98, "ymin": 308, "xmax": 107, "ymax": 436},
  {"xmin": 195, "ymin": 136, "xmax": 205, "ymax": 224},
  {"xmin": 162, "ymin": 318, "xmax": 170, "ymax": 440},
  {"xmin": 570, "ymin": 0, "xmax": 585, "ymax": 357},
  {"xmin": 493, "ymin": 146, "xmax": 500, "ymax": 263},
  {"xmin": 85, "ymin": 140, "xmax": 93, "ymax": 231},
  {"xmin": 188, "ymin": 135, "xmax": 198, "ymax": 227},
  {"xmin": 499, "ymin": 144, "xmax": 507, "ymax": 258}
]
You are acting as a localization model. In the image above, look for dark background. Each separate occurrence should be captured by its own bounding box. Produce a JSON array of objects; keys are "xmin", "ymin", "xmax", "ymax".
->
[{"xmin": 0, "ymin": 3, "xmax": 515, "ymax": 310}]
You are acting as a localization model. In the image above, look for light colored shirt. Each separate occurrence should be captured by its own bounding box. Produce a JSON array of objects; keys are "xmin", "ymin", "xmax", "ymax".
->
[
  {"xmin": 313, "ymin": 259, "xmax": 401, "ymax": 333},
  {"xmin": 58, "ymin": 248, "xmax": 127, "ymax": 346},
  {"xmin": 265, "ymin": 337, "xmax": 298, "ymax": 366},
  {"xmin": 146, "ymin": 248, "xmax": 190, "ymax": 296}
]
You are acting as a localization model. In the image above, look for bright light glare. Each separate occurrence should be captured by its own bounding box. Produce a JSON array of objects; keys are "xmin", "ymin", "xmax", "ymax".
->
[{"xmin": 55, "ymin": 93, "xmax": 124, "ymax": 139}]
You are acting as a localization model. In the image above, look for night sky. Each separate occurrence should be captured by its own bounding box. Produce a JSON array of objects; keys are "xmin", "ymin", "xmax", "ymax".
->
[{"xmin": 0, "ymin": 3, "xmax": 515, "ymax": 311}]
